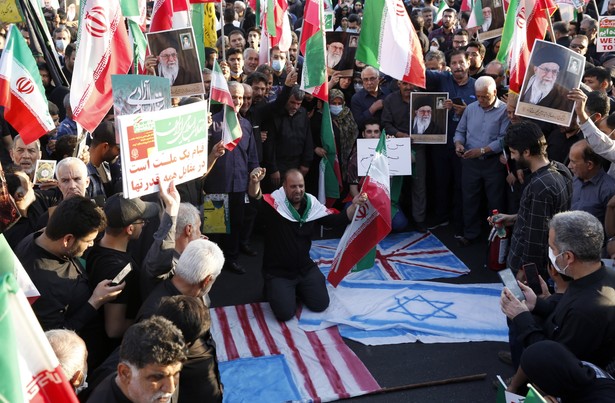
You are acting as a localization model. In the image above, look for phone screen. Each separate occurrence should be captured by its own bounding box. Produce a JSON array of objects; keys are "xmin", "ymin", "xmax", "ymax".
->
[
  {"xmin": 498, "ymin": 268, "xmax": 525, "ymax": 301},
  {"xmin": 111, "ymin": 263, "xmax": 132, "ymax": 286},
  {"xmin": 523, "ymin": 263, "xmax": 542, "ymax": 295},
  {"xmin": 452, "ymin": 97, "xmax": 465, "ymax": 105}
]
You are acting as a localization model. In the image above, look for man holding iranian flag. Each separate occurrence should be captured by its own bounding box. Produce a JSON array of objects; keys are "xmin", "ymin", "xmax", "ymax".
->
[{"xmin": 247, "ymin": 166, "xmax": 369, "ymax": 321}]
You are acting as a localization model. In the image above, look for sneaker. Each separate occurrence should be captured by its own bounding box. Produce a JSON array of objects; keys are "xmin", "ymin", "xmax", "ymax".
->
[{"xmin": 428, "ymin": 220, "xmax": 449, "ymax": 230}]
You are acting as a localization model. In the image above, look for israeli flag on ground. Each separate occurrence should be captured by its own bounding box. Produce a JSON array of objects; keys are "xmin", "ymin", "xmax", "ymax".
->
[{"xmin": 299, "ymin": 280, "xmax": 508, "ymax": 345}]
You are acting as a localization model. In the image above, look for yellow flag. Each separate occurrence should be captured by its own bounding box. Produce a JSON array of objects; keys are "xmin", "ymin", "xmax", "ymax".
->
[
  {"xmin": 203, "ymin": 3, "xmax": 217, "ymax": 49},
  {"xmin": 0, "ymin": 0, "xmax": 23, "ymax": 24}
]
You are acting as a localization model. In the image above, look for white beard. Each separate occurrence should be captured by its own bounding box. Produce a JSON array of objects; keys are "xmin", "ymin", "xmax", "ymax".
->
[
  {"xmin": 528, "ymin": 76, "xmax": 555, "ymax": 104},
  {"xmin": 482, "ymin": 17, "xmax": 492, "ymax": 31},
  {"xmin": 327, "ymin": 52, "xmax": 342, "ymax": 68},
  {"xmin": 159, "ymin": 62, "xmax": 179, "ymax": 84},
  {"xmin": 415, "ymin": 116, "xmax": 431, "ymax": 134}
]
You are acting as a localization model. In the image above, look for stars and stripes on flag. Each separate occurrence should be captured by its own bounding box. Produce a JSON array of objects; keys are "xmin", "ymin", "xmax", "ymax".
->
[
  {"xmin": 211, "ymin": 302, "xmax": 380, "ymax": 402},
  {"xmin": 0, "ymin": 261, "xmax": 78, "ymax": 402},
  {"xmin": 496, "ymin": 0, "xmax": 556, "ymax": 93},
  {"xmin": 210, "ymin": 60, "xmax": 242, "ymax": 150},
  {"xmin": 71, "ymin": 0, "xmax": 132, "ymax": 133},
  {"xmin": 0, "ymin": 25, "xmax": 55, "ymax": 145},
  {"xmin": 355, "ymin": 0, "xmax": 425, "ymax": 88},
  {"xmin": 327, "ymin": 133, "xmax": 392, "ymax": 287}
]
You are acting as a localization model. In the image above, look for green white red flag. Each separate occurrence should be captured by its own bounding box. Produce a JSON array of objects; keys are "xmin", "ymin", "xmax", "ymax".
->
[
  {"xmin": 210, "ymin": 60, "xmax": 242, "ymax": 150},
  {"xmin": 0, "ymin": 236, "xmax": 78, "ymax": 403},
  {"xmin": 300, "ymin": 0, "xmax": 328, "ymax": 101},
  {"xmin": 0, "ymin": 235, "xmax": 39, "ymax": 304},
  {"xmin": 496, "ymin": 0, "xmax": 556, "ymax": 93},
  {"xmin": 120, "ymin": 0, "xmax": 148, "ymax": 69},
  {"xmin": 0, "ymin": 25, "xmax": 55, "ymax": 145},
  {"xmin": 327, "ymin": 133, "xmax": 392, "ymax": 287},
  {"xmin": 466, "ymin": 0, "xmax": 484, "ymax": 29},
  {"xmin": 318, "ymin": 103, "xmax": 342, "ymax": 207},
  {"xmin": 356, "ymin": 0, "xmax": 425, "ymax": 88},
  {"xmin": 71, "ymin": 0, "xmax": 132, "ymax": 133},
  {"xmin": 262, "ymin": 0, "xmax": 292, "ymax": 51},
  {"xmin": 434, "ymin": 1, "xmax": 447, "ymax": 23}
]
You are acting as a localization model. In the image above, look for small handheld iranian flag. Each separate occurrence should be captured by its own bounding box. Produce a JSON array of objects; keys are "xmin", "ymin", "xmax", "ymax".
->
[
  {"xmin": 0, "ymin": 236, "xmax": 78, "ymax": 403},
  {"xmin": 355, "ymin": 0, "xmax": 425, "ymax": 88},
  {"xmin": 327, "ymin": 133, "xmax": 392, "ymax": 287},
  {"xmin": 210, "ymin": 60, "xmax": 242, "ymax": 151},
  {"xmin": 466, "ymin": 0, "xmax": 484, "ymax": 29},
  {"xmin": 0, "ymin": 25, "xmax": 55, "ymax": 145},
  {"xmin": 300, "ymin": 0, "xmax": 328, "ymax": 102}
]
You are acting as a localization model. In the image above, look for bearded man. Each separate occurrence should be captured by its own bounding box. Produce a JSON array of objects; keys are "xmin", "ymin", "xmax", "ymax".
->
[
  {"xmin": 481, "ymin": 7, "xmax": 492, "ymax": 32},
  {"xmin": 520, "ymin": 49, "xmax": 574, "ymax": 111},
  {"xmin": 157, "ymin": 47, "xmax": 199, "ymax": 86},
  {"xmin": 326, "ymin": 41, "xmax": 344, "ymax": 69}
]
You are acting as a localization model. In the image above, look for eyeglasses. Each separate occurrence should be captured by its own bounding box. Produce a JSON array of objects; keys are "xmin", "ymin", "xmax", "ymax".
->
[
  {"xmin": 160, "ymin": 53, "xmax": 178, "ymax": 60},
  {"xmin": 537, "ymin": 66, "xmax": 559, "ymax": 75},
  {"xmin": 132, "ymin": 219, "xmax": 149, "ymax": 225}
]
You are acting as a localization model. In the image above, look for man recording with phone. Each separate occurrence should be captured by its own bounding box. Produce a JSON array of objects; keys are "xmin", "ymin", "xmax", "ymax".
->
[{"xmin": 500, "ymin": 211, "xmax": 615, "ymax": 374}]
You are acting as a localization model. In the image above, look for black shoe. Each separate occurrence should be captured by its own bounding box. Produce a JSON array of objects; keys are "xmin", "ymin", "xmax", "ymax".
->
[
  {"xmin": 240, "ymin": 243, "xmax": 258, "ymax": 256},
  {"xmin": 224, "ymin": 261, "xmax": 246, "ymax": 274},
  {"xmin": 415, "ymin": 222, "xmax": 428, "ymax": 233},
  {"xmin": 428, "ymin": 220, "xmax": 449, "ymax": 230}
]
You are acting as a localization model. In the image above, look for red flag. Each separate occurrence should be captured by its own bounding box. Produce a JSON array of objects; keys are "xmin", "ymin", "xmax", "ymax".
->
[
  {"xmin": 150, "ymin": 0, "xmax": 173, "ymax": 31},
  {"xmin": 71, "ymin": 0, "xmax": 132, "ymax": 133}
]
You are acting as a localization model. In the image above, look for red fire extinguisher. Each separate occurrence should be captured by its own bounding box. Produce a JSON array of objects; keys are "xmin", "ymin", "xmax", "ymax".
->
[{"xmin": 487, "ymin": 209, "xmax": 510, "ymax": 271}]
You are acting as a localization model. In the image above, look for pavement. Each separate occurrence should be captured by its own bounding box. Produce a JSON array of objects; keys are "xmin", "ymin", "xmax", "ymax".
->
[{"xmin": 208, "ymin": 221, "xmax": 514, "ymax": 402}]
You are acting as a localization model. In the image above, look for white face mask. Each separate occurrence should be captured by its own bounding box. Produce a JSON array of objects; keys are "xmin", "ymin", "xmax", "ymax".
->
[
  {"xmin": 55, "ymin": 39, "xmax": 68, "ymax": 52},
  {"xmin": 330, "ymin": 105, "xmax": 343, "ymax": 115},
  {"xmin": 354, "ymin": 83, "xmax": 363, "ymax": 92},
  {"xmin": 548, "ymin": 247, "xmax": 568, "ymax": 274},
  {"xmin": 430, "ymin": 45, "xmax": 439, "ymax": 52}
]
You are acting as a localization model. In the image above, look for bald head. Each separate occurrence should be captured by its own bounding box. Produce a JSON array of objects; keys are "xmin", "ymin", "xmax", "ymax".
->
[{"xmin": 56, "ymin": 157, "xmax": 90, "ymax": 199}]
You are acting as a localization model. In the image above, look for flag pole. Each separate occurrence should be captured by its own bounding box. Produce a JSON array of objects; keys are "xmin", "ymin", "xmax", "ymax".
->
[
  {"xmin": 218, "ymin": 0, "xmax": 226, "ymax": 61},
  {"xmin": 545, "ymin": 8, "xmax": 555, "ymax": 43},
  {"xmin": 592, "ymin": 0, "xmax": 600, "ymax": 17}
]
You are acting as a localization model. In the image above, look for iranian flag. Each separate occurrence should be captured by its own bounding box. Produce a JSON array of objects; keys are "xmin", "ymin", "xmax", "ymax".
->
[
  {"xmin": 211, "ymin": 60, "xmax": 242, "ymax": 150},
  {"xmin": 496, "ymin": 0, "xmax": 556, "ymax": 93},
  {"xmin": 150, "ymin": 0, "xmax": 173, "ymax": 31},
  {"xmin": 0, "ymin": 235, "xmax": 40, "ymax": 304},
  {"xmin": 262, "ymin": 0, "xmax": 292, "ymax": 51},
  {"xmin": 466, "ymin": 0, "xmax": 484, "ymax": 29},
  {"xmin": 0, "ymin": 240, "xmax": 78, "ymax": 403},
  {"xmin": 0, "ymin": 25, "xmax": 55, "ymax": 145},
  {"xmin": 327, "ymin": 133, "xmax": 392, "ymax": 287},
  {"xmin": 434, "ymin": 0, "xmax": 447, "ymax": 23},
  {"xmin": 318, "ymin": 103, "xmax": 342, "ymax": 206},
  {"xmin": 356, "ymin": 0, "xmax": 425, "ymax": 88},
  {"xmin": 120, "ymin": 0, "xmax": 148, "ymax": 69},
  {"xmin": 71, "ymin": 0, "xmax": 132, "ymax": 133},
  {"xmin": 300, "ymin": 0, "xmax": 328, "ymax": 102}
]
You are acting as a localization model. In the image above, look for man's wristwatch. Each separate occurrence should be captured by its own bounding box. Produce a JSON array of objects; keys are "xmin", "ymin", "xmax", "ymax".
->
[{"xmin": 480, "ymin": 147, "xmax": 485, "ymax": 155}]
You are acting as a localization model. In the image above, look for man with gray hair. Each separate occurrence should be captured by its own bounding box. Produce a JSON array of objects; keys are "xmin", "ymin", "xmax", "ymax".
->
[
  {"xmin": 453, "ymin": 76, "xmax": 509, "ymax": 246},
  {"xmin": 46, "ymin": 329, "xmax": 88, "ymax": 393},
  {"xmin": 85, "ymin": 316, "xmax": 186, "ymax": 402},
  {"xmin": 138, "ymin": 238, "xmax": 225, "ymax": 321},
  {"xmin": 501, "ymin": 210, "xmax": 615, "ymax": 369},
  {"xmin": 10, "ymin": 135, "xmax": 41, "ymax": 181}
]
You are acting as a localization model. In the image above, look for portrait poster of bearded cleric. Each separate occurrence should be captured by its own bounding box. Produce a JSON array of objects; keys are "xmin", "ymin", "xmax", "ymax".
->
[
  {"xmin": 147, "ymin": 27, "xmax": 204, "ymax": 97},
  {"xmin": 517, "ymin": 40, "xmax": 585, "ymax": 126},
  {"xmin": 325, "ymin": 32, "xmax": 359, "ymax": 77},
  {"xmin": 409, "ymin": 93, "xmax": 448, "ymax": 144},
  {"xmin": 477, "ymin": 0, "xmax": 505, "ymax": 41}
]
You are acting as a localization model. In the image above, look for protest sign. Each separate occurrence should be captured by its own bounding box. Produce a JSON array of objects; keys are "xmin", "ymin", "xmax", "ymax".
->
[
  {"xmin": 356, "ymin": 138, "xmax": 412, "ymax": 176},
  {"xmin": 116, "ymin": 101, "xmax": 209, "ymax": 199},
  {"xmin": 112, "ymin": 74, "xmax": 172, "ymax": 117},
  {"xmin": 598, "ymin": 16, "xmax": 615, "ymax": 53}
]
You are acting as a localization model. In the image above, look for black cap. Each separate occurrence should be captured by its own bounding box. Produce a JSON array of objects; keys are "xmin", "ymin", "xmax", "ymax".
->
[
  {"xmin": 533, "ymin": 46, "xmax": 566, "ymax": 70},
  {"xmin": 104, "ymin": 193, "xmax": 159, "ymax": 228}
]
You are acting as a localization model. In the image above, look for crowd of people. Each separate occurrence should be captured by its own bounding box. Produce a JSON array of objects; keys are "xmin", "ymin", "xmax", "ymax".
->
[{"xmin": 4, "ymin": 0, "xmax": 615, "ymax": 401}]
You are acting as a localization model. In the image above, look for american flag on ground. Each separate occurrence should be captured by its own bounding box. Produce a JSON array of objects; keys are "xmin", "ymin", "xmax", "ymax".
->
[
  {"xmin": 211, "ymin": 302, "xmax": 380, "ymax": 402},
  {"xmin": 311, "ymin": 232, "xmax": 469, "ymax": 282}
]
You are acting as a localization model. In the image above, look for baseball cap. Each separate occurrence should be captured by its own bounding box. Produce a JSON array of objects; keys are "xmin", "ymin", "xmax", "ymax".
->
[{"xmin": 104, "ymin": 193, "xmax": 159, "ymax": 228}]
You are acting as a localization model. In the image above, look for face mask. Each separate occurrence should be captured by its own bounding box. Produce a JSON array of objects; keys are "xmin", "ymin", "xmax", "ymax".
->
[
  {"xmin": 548, "ymin": 247, "xmax": 569, "ymax": 274},
  {"xmin": 354, "ymin": 83, "xmax": 363, "ymax": 92},
  {"xmin": 271, "ymin": 59, "xmax": 284, "ymax": 72},
  {"xmin": 578, "ymin": 29, "xmax": 587, "ymax": 36},
  {"xmin": 75, "ymin": 374, "xmax": 88, "ymax": 394},
  {"xmin": 330, "ymin": 105, "xmax": 343, "ymax": 115},
  {"xmin": 55, "ymin": 39, "xmax": 68, "ymax": 51},
  {"xmin": 430, "ymin": 45, "xmax": 439, "ymax": 52}
]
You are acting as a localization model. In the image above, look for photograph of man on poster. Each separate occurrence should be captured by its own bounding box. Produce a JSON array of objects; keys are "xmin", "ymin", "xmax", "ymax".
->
[
  {"xmin": 325, "ymin": 32, "xmax": 359, "ymax": 77},
  {"xmin": 516, "ymin": 40, "xmax": 584, "ymax": 126},
  {"xmin": 477, "ymin": 0, "xmax": 506, "ymax": 40},
  {"xmin": 409, "ymin": 93, "xmax": 448, "ymax": 144},
  {"xmin": 146, "ymin": 27, "xmax": 205, "ymax": 97}
]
